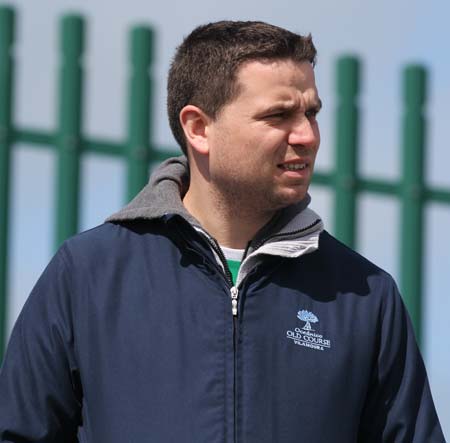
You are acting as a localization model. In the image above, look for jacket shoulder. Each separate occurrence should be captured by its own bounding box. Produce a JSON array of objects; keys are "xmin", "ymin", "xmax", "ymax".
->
[
  {"xmin": 317, "ymin": 230, "xmax": 388, "ymax": 276},
  {"xmin": 62, "ymin": 220, "xmax": 165, "ymax": 257},
  {"xmin": 300, "ymin": 230, "xmax": 398, "ymax": 303}
]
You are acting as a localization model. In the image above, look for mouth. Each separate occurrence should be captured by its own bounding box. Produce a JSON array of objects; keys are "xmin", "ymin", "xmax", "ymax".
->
[
  {"xmin": 279, "ymin": 163, "xmax": 307, "ymax": 171},
  {"xmin": 277, "ymin": 161, "xmax": 309, "ymax": 171}
]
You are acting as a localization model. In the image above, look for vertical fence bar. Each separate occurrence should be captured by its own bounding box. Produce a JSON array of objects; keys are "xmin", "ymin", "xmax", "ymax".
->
[
  {"xmin": 55, "ymin": 15, "xmax": 85, "ymax": 248},
  {"xmin": 126, "ymin": 26, "xmax": 153, "ymax": 202},
  {"xmin": 334, "ymin": 57, "xmax": 360, "ymax": 248},
  {"xmin": 0, "ymin": 6, "xmax": 15, "ymax": 358},
  {"xmin": 400, "ymin": 65, "xmax": 427, "ymax": 343}
]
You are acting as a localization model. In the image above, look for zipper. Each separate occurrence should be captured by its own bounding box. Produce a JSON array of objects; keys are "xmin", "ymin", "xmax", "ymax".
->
[
  {"xmin": 204, "ymin": 236, "xmax": 240, "ymax": 442},
  {"xmin": 230, "ymin": 286, "xmax": 239, "ymax": 316},
  {"xmin": 232, "ymin": 300, "xmax": 238, "ymax": 443},
  {"xmin": 204, "ymin": 235, "xmax": 240, "ymax": 316}
]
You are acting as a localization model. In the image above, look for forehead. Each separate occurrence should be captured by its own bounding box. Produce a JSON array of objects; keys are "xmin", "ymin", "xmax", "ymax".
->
[{"xmin": 232, "ymin": 59, "xmax": 318, "ymax": 106}]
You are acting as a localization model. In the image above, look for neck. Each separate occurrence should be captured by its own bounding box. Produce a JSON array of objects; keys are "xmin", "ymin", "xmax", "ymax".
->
[{"xmin": 183, "ymin": 181, "xmax": 274, "ymax": 249}]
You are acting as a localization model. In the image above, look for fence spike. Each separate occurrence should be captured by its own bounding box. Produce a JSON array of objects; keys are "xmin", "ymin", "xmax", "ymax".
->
[
  {"xmin": 0, "ymin": 5, "xmax": 15, "ymax": 359},
  {"xmin": 334, "ymin": 56, "xmax": 360, "ymax": 249},
  {"xmin": 400, "ymin": 65, "xmax": 427, "ymax": 343},
  {"xmin": 55, "ymin": 14, "xmax": 85, "ymax": 248},
  {"xmin": 126, "ymin": 26, "xmax": 154, "ymax": 202}
]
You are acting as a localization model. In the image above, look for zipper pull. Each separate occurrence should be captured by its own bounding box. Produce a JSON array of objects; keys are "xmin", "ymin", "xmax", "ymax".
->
[{"xmin": 230, "ymin": 286, "xmax": 239, "ymax": 316}]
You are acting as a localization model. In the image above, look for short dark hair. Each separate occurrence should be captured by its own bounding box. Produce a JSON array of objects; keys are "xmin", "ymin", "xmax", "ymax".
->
[{"xmin": 167, "ymin": 21, "xmax": 317, "ymax": 155}]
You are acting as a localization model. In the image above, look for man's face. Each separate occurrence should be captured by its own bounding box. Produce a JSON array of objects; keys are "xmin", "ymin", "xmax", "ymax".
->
[{"xmin": 206, "ymin": 59, "xmax": 321, "ymax": 215}]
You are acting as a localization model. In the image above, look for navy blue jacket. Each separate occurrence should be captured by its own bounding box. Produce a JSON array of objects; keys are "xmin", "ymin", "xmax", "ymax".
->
[{"xmin": 0, "ymin": 158, "xmax": 445, "ymax": 442}]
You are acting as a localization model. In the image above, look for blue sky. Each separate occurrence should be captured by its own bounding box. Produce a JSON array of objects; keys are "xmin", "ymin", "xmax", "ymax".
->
[{"xmin": 2, "ymin": 0, "xmax": 450, "ymax": 436}]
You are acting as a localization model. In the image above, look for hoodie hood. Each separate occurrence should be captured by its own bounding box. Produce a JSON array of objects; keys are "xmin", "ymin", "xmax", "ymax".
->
[{"xmin": 106, "ymin": 156, "xmax": 198, "ymax": 226}]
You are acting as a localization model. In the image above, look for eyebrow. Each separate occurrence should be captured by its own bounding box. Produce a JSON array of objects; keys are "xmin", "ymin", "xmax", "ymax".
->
[{"xmin": 261, "ymin": 98, "xmax": 323, "ymax": 115}]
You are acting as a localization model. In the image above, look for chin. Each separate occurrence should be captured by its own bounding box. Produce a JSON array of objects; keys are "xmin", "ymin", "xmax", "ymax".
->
[
  {"xmin": 282, "ymin": 187, "xmax": 308, "ymax": 202},
  {"xmin": 272, "ymin": 190, "xmax": 307, "ymax": 210}
]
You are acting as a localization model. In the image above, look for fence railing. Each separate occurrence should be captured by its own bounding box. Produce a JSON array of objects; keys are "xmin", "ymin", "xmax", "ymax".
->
[{"xmin": 1, "ymin": 6, "xmax": 450, "ymax": 359}]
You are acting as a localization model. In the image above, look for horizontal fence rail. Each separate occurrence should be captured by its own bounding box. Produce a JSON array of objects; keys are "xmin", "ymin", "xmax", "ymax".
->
[{"xmin": 1, "ymin": 6, "xmax": 450, "ymax": 359}]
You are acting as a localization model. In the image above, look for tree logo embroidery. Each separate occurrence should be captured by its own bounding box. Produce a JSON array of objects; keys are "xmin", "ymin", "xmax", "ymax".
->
[
  {"xmin": 286, "ymin": 309, "xmax": 332, "ymax": 352},
  {"xmin": 297, "ymin": 310, "xmax": 318, "ymax": 331}
]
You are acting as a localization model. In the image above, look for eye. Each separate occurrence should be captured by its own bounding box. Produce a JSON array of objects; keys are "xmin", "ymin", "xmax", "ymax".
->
[
  {"xmin": 266, "ymin": 111, "xmax": 287, "ymax": 119},
  {"xmin": 265, "ymin": 108, "xmax": 296, "ymax": 121},
  {"xmin": 305, "ymin": 109, "xmax": 319, "ymax": 120}
]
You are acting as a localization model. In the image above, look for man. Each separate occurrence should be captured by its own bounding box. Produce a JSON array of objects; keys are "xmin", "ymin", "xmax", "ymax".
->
[{"xmin": 0, "ymin": 21, "xmax": 445, "ymax": 443}]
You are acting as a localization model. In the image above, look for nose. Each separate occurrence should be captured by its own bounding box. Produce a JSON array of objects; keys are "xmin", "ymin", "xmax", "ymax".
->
[{"xmin": 287, "ymin": 116, "xmax": 320, "ymax": 149}]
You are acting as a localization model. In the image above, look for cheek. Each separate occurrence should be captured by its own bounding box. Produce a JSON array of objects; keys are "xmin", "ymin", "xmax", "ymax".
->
[
  {"xmin": 313, "ymin": 122, "xmax": 321, "ymax": 144},
  {"xmin": 212, "ymin": 124, "xmax": 283, "ymax": 169}
]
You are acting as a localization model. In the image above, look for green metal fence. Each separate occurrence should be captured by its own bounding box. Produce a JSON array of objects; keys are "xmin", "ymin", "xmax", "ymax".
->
[{"xmin": 1, "ymin": 6, "xmax": 450, "ymax": 359}]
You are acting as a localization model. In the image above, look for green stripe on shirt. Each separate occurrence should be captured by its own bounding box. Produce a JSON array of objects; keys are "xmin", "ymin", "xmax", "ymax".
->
[{"xmin": 226, "ymin": 259, "xmax": 241, "ymax": 285}]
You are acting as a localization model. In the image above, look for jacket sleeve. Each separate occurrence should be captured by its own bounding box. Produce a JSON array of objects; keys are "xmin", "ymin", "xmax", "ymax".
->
[
  {"xmin": 358, "ymin": 276, "xmax": 446, "ymax": 442},
  {"xmin": 0, "ymin": 246, "xmax": 82, "ymax": 442}
]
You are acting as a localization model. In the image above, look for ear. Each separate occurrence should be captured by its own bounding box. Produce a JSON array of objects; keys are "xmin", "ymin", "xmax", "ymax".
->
[{"xmin": 179, "ymin": 105, "xmax": 211, "ymax": 155}]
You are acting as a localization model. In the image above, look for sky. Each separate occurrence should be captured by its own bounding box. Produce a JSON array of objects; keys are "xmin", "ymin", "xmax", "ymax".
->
[{"xmin": 2, "ymin": 0, "xmax": 450, "ymax": 436}]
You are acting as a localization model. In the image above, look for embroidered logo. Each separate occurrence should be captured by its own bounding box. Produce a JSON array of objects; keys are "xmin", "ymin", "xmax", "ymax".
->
[
  {"xmin": 286, "ymin": 309, "xmax": 332, "ymax": 352},
  {"xmin": 297, "ymin": 309, "xmax": 318, "ymax": 331}
]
